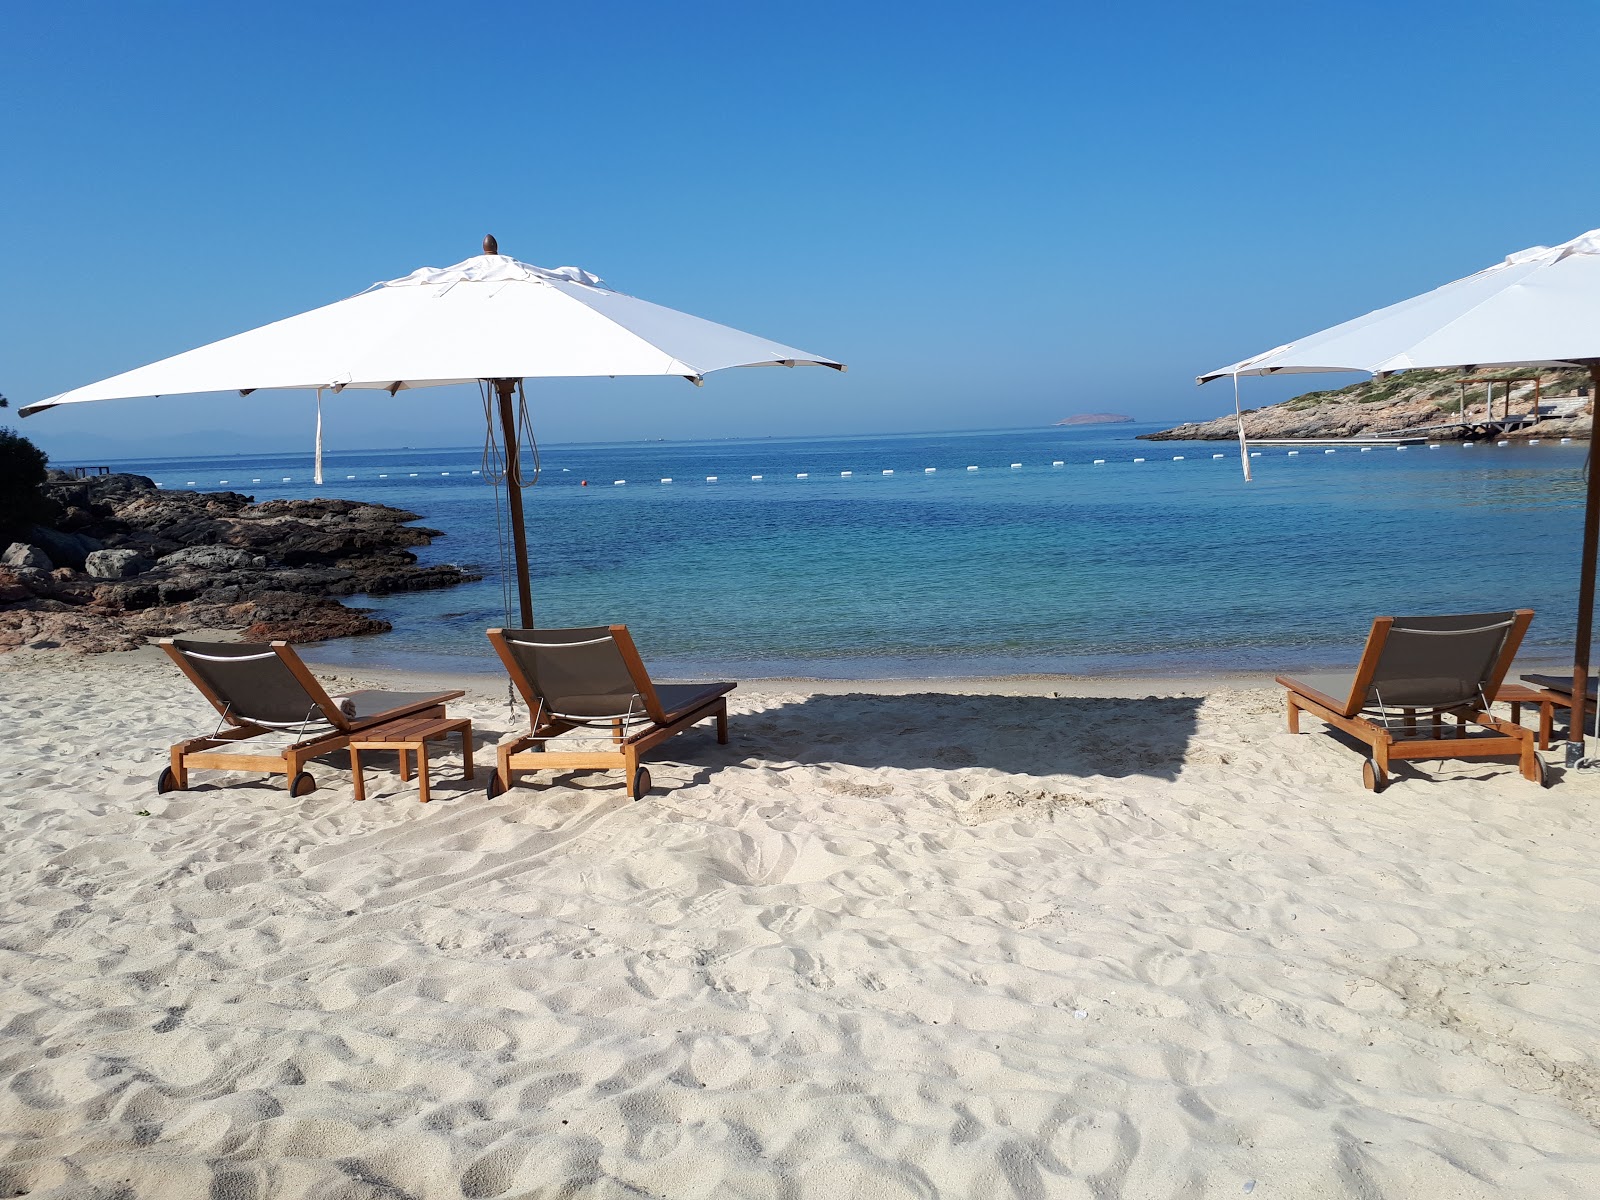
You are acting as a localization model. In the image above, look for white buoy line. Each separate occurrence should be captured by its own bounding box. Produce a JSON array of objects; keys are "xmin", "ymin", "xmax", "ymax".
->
[{"xmin": 147, "ymin": 439, "xmax": 1570, "ymax": 490}]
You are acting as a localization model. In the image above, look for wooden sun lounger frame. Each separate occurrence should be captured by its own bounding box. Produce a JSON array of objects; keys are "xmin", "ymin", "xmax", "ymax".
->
[
  {"xmin": 1276, "ymin": 609, "xmax": 1543, "ymax": 791},
  {"xmin": 158, "ymin": 639, "xmax": 462, "ymax": 796},
  {"xmin": 486, "ymin": 625, "xmax": 732, "ymax": 801}
]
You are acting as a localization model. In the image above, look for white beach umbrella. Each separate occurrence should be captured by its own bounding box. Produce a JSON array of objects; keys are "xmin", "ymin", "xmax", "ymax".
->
[
  {"xmin": 1198, "ymin": 228, "xmax": 1600, "ymax": 766},
  {"xmin": 21, "ymin": 237, "xmax": 845, "ymax": 625}
]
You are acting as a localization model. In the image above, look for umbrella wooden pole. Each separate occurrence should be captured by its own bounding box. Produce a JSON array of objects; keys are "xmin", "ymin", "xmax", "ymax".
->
[
  {"xmin": 1567, "ymin": 359, "xmax": 1600, "ymax": 765},
  {"xmin": 495, "ymin": 378, "xmax": 535, "ymax": 628}
]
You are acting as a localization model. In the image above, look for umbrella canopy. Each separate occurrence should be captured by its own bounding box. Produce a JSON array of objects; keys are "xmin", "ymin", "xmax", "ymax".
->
[
  {"xmin": 20, "ymin": 240, "xmax": 845, "ymax": 628},
  {"xmin": 1197, "ymin": 227, "xmax": 1600, "ymax": 768},
  {"xmin": 21, "ymin": 251, "xmax": 842, "ymax": 416},
  {"xmin": 1199, "ymin": 229, "xmax": 1600, "ymax": 382}
]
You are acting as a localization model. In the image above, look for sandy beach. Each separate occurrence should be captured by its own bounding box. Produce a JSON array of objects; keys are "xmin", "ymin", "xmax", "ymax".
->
[{"xmin": 4, "ymin": 647, "xmax": 1600, "ymax": 1198}]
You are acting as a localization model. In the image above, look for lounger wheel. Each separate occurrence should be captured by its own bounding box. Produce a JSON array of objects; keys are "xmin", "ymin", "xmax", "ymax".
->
[
  {"xmin": 630, "ymin": 767, "xmax": 652, "ymax": 800},
  {"xmin": 485, "ymin": 772, "xmax": 507, "ymax": 800},
  {"xmin": 289, "ymin": 771, "xmax": 317, "ymax": 798},
  {"xmin": 156, "ymin": 766, "xmax": 178, "ymax": 794},
  {"xmin": 1362, "ymin": 757, "xmax": 1387, "ymax": 793}
]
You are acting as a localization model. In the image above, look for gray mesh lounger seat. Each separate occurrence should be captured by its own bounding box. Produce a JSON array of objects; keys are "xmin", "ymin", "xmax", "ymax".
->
[
  {"xmin": 485, "ymin": 625, "xmax": 735, "ymax": 800},
  {"xmin": 158, "ymin": 638, "xmax": 464, "ymax": 796},
  {"xmin": 1275, "ymin": 610, "xmax": 1544, "ymax": 791}
]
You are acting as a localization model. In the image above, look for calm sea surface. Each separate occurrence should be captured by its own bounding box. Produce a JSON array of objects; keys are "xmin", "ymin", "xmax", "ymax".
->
[{"xmin": 102, "ymin": 425, "xmax": 1590, "ymax": 678}]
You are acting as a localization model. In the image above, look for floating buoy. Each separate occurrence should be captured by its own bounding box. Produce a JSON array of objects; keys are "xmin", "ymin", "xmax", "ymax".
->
[
  {"xmin": 471, "ymin": 470, "xmax": 480, "ymax": 475},
  {"xmin": 1360, "ymin": 447, "xmax": 1372, "ymax": 453},
  {"xmin": 1173, "ymin": 456, "xmax": 1184, "ymax": 461},
  {"xmin": 706, "ymin": 476, "xmax": 718, "ymax": 482},
  {"xmin": 661, "ymin": 478, "xmax": 673, "ymax": 484},
  {"xmin": 1529, "ymin": 439, "xmax": 1541, "ymax": 445},
  {"xmin": 252, "ymin": 478, "xmax": 261, "ymax": 482},
  {"xmin": 581, "ymin": 480, "xmax": 588, "ymax": 486},
  {"xmin": 796, "ymin": 473, "xmax": 808, "ymax": 478},
  {"xmin": 283, "ymin": 476, "xmax": 292, "ymax": 481},
  {"xmin": 753, "ymin": 474, "xmax": 764, "ymax": 480},
  {"xmin": 1287, "ymin": 451, "xmax": 1299, "ymax": 456},
  {"xmin": 613, "ymin": 480, "xmax": 625, "ymax": 486},
  {"xmin": 1010, "ymin": 463, "xmax": 1022, "ymax": 469},
  {"xmin": 925, "ymin": 467, "xmax": 936, "ymax": 473},
  {"xmin": 186, "ymin": 481, "xmax": 196, "ymax": 486},
  {"xmin": 409, "ymin": 473, "xmax": 418, "ymax": 477},
  {"xmin": 347, "ymin": 474, "xmax": 356, "ymax": 479},
  {"xmin": 1498, "ymin": 440, "xmax": 1509, "ymax": 446},
  {"xmin": 1052, "ymin": 460, "xmax": 1063, "ymax": 466},
  {"xmin": 155, "ymin": 483, "xmax": 164, "ymax": 488},
  {"xmin": 882, "ymin": 469, "xmax": 893, "ymax": 475},
  {"xmin": 1324, "ymin": 449, "xmax": 1335, "ymax": 454},
  {"xmin": 441, "ymin": 471, "xmax": 450, "ymax": 476},
  {"xmin": 219, "ymin": 479, "xmax": 229, "ymax": 484},
  {"xmin": 967, "ymin": 465, "xmax": 978, "ymax": 471},
  {"xmin": 1133, "ymin": 457, "xmax": 1145, "ymax": 463},
  {"xmin": 1396, "ymin": 446, "xmax": 1408, "ymax": 452},
  {"xmin": 1463, "ymin": 443, "xmax": 1475, "ymax": 448},
  {"xmin": 841, "ymin": 471, "xmax": 852, "ymax": 476},
  {"xmin": 1427, "ymin": 444, "xmax": 1440, "ymax": 449},
  {"xmin": 1093, "ymin": 459, "xmax": 1106, "ymax": 465},
  {"xmin": 379, "ymin": 473, "xmax": 388, "ymax": 477},
  {"xmin": 1212, "ymin": 453, "xmax": 1224, "ymax": 459},
  {"xmin": 1562, "ymin": 438, "xmax": 1573, "ymax": 444},
  {"xmin": 1249, "ymin": 452, "xmax": 1261, "ymax": 458}
]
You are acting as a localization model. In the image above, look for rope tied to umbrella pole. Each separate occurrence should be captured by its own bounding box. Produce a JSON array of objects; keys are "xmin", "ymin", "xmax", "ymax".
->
[
  {"xmin": 481, "ymin": 381, "xmax": 519, "ymax": 716},
  {"xmin": 479, "ymin": 378, "xmax": 547, "ymax": 716}
]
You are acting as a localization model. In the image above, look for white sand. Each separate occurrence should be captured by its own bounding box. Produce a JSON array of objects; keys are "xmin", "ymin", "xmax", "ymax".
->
[{"xmin": 3, "ymin": 647, "xmax": 1600, "ymax": 1198}]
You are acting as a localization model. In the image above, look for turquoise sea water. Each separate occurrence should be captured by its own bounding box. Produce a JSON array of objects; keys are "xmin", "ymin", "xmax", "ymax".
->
[{"xmin": 105, "ymin": 425, "xmax": 1590, "ymax": 678}]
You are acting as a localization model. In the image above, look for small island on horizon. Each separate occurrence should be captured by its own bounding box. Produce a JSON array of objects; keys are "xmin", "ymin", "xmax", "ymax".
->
[{"xmin": 1054, "ymin": 413, "xmax": 1134, "ymax": 426}]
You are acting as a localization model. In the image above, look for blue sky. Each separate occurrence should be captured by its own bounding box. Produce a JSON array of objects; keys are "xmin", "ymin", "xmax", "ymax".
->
[{"xmin": 3, "ymin": 0, "xmax": 1598, "ymax": 459}]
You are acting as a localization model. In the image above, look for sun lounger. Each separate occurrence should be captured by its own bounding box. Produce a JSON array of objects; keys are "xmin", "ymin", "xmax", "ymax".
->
[
  {"xmin": 485, "ymin": 625, "xmax": 734, "ymax": 800},
  {"xmin": 1276, "ymin": 610, "xmax": 1542, "ymax": 791},
  {"xmin": 1514, "ymin": 671, "xmax": 1599, "ymax": 743},
  {"xmin": 158, "ymin": 638, "xmax": 464, "ymax": 796}
]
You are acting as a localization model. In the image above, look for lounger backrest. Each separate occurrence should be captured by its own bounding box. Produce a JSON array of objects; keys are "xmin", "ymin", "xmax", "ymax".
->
[
  {"xmin": 162, "ymin": 638, "xmax": 341, "ymax": 729},
  {"xmin": 1363, "ymin": 610, "xmax": 1529, "ymax": 710},
  {"xmin": 489, "ymin": 626, "xmax": 664, "ymax": 724}
]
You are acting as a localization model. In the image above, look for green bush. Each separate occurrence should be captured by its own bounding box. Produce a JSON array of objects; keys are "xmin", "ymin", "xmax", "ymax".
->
[{"xmin": 0, "ymin": 428, "xmax": 55, "ymax": 538}]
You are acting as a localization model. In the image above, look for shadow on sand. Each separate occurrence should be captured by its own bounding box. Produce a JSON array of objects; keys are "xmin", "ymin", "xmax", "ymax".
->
[{"xmin": 722, "ymin": 692, "xmax": 1206, "ymax": 782}]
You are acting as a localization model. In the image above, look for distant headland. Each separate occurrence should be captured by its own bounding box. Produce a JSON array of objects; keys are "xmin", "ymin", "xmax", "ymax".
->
[
  {"xmin": 1054, "ymin": 413, "xmax": 1134, "ymax": 426},
  {"xmin": 1141, "ymin": 367, "xmax": 1592, "ymax": 442}
]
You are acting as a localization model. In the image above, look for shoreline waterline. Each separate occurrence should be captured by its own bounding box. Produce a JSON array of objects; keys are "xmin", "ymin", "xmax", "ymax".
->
[{"xmin": 42, "ymin": 424, "xmax": 1596, "ymax": 676}]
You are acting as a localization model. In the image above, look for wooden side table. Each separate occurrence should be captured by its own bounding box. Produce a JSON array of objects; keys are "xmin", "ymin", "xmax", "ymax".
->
[
  {"xmin": 349, "ymin": 716, "xmax": 474, "ymax": 803},
  {"xmin": 1492, "ymin": 683, "xmax": 1563, "ymax": 751}
]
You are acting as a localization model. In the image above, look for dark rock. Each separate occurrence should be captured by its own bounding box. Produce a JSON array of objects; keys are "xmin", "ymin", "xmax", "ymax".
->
[
  {"xmin": 91, "ymin": 582, "xmax": 162, "ymax": 611},
  {"xmin": 157, "ymin": 581, "xmax": 202, "ymax": 604},
  {"xmin": 85, "ymin": 549, "xmax": 152, "ymax": 579},
  {"xmin": 25, "ymin": 525, "xmax": 103, "ymax": 570},
  {"xmin": 3, "ymin": 543, "xmax": 52, "ymax": 570},
  {"xmin": 4, "ymin": 473, "xmax": 469, "ymax": 654},
  {"xmin": 10, "ymin": 567, "xmax": 55, "ymax": 595},
  {"xmin": 0, "ymin": 570, "xmax": 34, "ymax": 604},
  {"xmin": 156, "ymin": 546, "xmax": 263, "ymax": 571}
]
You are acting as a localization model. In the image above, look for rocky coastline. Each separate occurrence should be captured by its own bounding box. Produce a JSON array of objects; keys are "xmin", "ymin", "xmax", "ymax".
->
[
  {"xmin": 1142, "ymin": 367, "xmax": 1592, "ymax": 442},
  {"xmin": 1, "ymin": 472, "xmax": 476, "ymax": 654}
]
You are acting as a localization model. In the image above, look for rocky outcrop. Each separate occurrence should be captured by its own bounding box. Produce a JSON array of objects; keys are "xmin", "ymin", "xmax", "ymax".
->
[
  {"xmin": 0, "ymin": 473, "xmax": 478, "ymax": 654},
  {"xmin": 2, "ymin": 544, "xmax": 52, "ymax": 570},
  {"xmin": 1143, "ymin": 367, "xmax": 1592, "ymax": 441}
]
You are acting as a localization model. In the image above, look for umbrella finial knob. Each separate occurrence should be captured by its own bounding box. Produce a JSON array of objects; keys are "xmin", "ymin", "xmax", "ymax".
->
[{"xmin": 483, "ymin": 234, "xmax": 499, "ymax": 255}]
